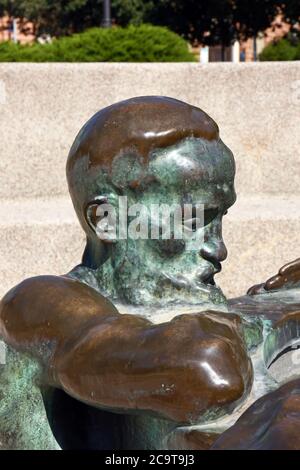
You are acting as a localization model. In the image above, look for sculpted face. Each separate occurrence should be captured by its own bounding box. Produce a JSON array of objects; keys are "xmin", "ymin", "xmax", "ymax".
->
[
  {"xmin": 82, "ymin": 137, "xmax": 235, "ymax": 307},
  {"xmin": 67, "ymin": 96, "xmax": 236, "ymax": 307}
]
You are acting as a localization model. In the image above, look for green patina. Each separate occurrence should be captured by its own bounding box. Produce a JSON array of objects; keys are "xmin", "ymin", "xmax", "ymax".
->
[{"xmin": 0, "ymin": 344, "xmax": 59, "ymax": 449}]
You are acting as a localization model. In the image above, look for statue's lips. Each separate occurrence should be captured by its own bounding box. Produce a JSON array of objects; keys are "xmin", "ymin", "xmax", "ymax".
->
[
  {"xmin": 196, "ymin": 262, "xmax": 222, "ymax": 286},
  {"xmin": 162, "ymin": 266, "xmax": 221, "ymax": 292}
]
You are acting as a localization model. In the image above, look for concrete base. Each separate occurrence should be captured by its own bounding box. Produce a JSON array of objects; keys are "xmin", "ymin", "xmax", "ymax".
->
[{"xmin": 0, "ymin": 63, "xmax": 299, "ymax": 300}]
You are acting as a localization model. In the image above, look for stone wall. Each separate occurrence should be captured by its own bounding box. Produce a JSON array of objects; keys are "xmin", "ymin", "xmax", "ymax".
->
[{"xmin": 0, "ymin": 62, "xmax": 299, "ymax": 299}]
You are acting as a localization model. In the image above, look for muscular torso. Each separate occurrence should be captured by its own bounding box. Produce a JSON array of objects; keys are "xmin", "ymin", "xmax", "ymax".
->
[{"xmin": 0, "ymin": 275, "xmax": 253, "ymax": 449}]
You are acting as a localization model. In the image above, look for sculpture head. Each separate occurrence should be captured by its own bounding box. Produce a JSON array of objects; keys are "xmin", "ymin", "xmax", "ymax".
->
[{"xmin": 67, "ymin": 96, "xmax": 236, "ymax": 307}]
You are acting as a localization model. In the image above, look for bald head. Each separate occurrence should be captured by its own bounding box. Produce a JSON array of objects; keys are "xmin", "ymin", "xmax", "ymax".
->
[
  {"xmin": 67, "ymin": 96, "xmax": 229, "ymax": 237},
  {"xmin": 67, "ymin": 96, "xmax": 219, "ymax": 171},
  {"xmin": 66, "ymin": 96, "xmax": 220, "ymax": 231}
]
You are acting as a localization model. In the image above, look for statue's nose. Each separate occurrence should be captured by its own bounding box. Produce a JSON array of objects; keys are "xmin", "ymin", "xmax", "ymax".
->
[{"xmin": 200, "ymin": 241, "xmax": 227, "ymax": 270}]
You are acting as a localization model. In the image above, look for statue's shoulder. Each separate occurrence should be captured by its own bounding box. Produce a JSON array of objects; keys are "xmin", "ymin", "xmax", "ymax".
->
[{"xmin": 0, "ymin": 275, "xmax": 118, "ymax": 354}]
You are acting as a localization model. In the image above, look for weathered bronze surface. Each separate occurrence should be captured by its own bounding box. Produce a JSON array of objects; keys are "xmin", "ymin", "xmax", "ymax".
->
[
  {"xmin": 248, "ymin": 257, "xmax": 300, "ymax": 295},
  {"xmin": 0, "ymin": 276, "xmax": 252, "ymax": 437},
  {"xmin": 1, "ymin": 96, "xmax": 300, "ymax": 450},
  {"xmin": 212, "ymin": 378, "xmax": 300, "ymax": 450},
  {"xmin": 166, "ymin": 428, "xmax": 219, "ymax": 450}
]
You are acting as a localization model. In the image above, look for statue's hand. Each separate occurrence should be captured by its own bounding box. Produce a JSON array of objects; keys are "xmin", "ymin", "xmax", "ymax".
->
[
  {"xmin": 248, "ymin": 257, "xmax": 300, "ymax": 295},
  {"xmin": 54, "ymin": 310, "xmax": 253, "ymax": 425}
]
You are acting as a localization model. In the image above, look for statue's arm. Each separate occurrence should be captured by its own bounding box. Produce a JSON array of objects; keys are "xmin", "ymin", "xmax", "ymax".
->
[
  {"xmin": 247, "ymin": 257, "xmax": 300, "ymax": 295},
  {"xmin": 0, "ymin": 275, "xmax": 252, "ymax": 425}
]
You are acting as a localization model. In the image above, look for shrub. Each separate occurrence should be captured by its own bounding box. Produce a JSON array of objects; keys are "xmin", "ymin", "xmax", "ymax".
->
[
  {"xmin": 0, "ymin": 25, "xmax": 195, "ymax": 62},
  {"xmin": 259, "ymin": 38, "xmax": 299, "ymax": 61}
]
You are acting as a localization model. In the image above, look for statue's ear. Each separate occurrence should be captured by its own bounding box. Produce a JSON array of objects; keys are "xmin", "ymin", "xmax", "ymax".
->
[{"xmin": 85, "ymin": 194, "xmax": 118, "ymax": 244}]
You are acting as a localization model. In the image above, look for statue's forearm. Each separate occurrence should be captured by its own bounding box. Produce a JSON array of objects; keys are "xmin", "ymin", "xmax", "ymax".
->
[
  {"xmin": 0, "ymin": 275, "xmax": 252, "ymax": 426},
  {"xmin": 51, "ymin": 312, "xmax": 253, "ymax": 425},
  {"xmin": 0, "ymin": 275, "xmax": 190, "ymax": 422},
  {"xmin": 50, "ymin": 314, "xmax": 170, "ymax": 416},
  {"xmin": 51, "ymin": 314, "xmax": 199, "ymax": 424}
]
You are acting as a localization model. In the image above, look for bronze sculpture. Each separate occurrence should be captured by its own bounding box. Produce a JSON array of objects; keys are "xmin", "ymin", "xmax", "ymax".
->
[{"xmin": 0, "ymin": 96, "xmax": 300, "ymax": 450}]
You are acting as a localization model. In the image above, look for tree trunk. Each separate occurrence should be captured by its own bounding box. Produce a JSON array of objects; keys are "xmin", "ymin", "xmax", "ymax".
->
[{"xmin": 221, "ymin": 45, "xmax": 225, "ymax": 62}]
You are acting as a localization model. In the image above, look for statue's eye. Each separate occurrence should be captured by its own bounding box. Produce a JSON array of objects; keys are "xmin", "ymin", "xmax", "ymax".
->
[
  {"xmin": 181, "ymin": 206, "xmax": 200, "ymax": 231},
  {"xmin": 204, "ymin": 208, "xmax": 219, "ymax": 226},
  {"xmin": 182, "ymin": 206, "xmax": 219, "ymax": 231}
]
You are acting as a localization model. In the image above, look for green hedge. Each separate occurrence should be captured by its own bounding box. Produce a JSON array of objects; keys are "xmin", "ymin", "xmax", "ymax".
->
[
  {"xmin": 260, "ymin": 38, "xmax": 300, "ymax": 61},
  {"xmin": 0, "ymin": 25, "xmax": 195, "ymax": 62}
]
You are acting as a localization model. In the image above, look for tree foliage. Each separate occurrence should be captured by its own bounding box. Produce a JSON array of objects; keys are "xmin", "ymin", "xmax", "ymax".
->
[
  {"xmin": 0, "ymin": 0, "xmax": 104, "ymax": 35},
  {"xmin": 0, "ymin": 0, "xmax": 299, "ymax": 46},
  {"xmin": 113, "ymin": 0, "xmax": 300, "ymax": 46},
  {"xmin": 0, "ymin": 24, "xmax": 195, "ymax": 61},
  {"xmin": 282, "ymin": 0, "xmax": 300, "ymax": 28},
  {"xmin": 112, "ymin": 0, "xmax": 283, "ymax": 46},
  {"xmin": 260, "ymin": 36, "xmax": 300, "ymax": 60}
]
